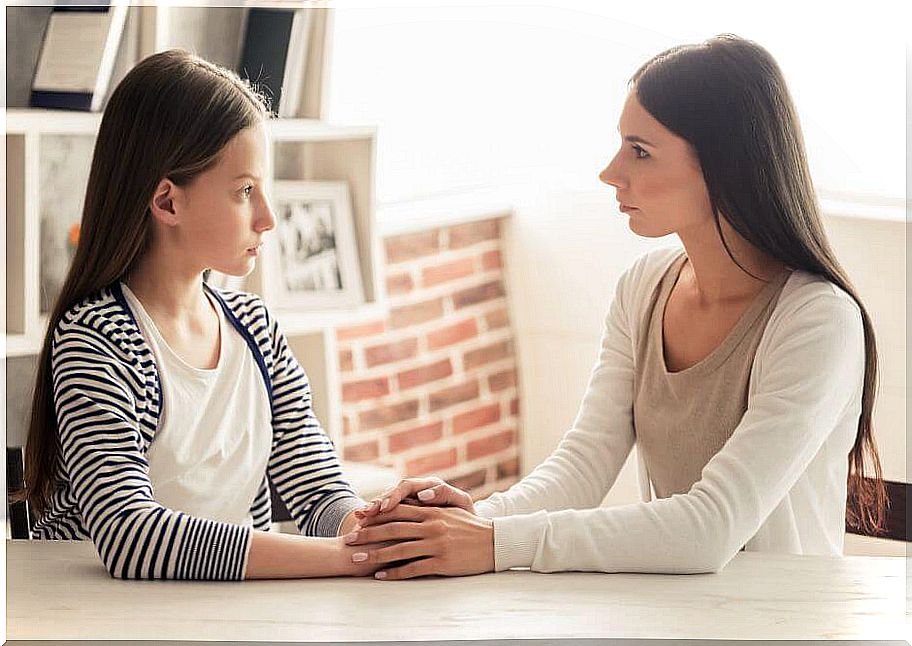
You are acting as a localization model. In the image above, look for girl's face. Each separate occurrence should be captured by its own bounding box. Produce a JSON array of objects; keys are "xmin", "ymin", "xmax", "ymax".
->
[
  {"xmin": 599, "ymin": 91, "xmax": 713, "ymax": 237},
  {"xmin": 174, "ymin": 122, "xmax": 276, "ymax": 277}
]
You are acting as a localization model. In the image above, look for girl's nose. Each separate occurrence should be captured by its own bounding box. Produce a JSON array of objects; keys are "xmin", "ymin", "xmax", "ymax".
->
[{"xmin": 257, "ymin": 197, "xmax": 276, "ymax": 233}]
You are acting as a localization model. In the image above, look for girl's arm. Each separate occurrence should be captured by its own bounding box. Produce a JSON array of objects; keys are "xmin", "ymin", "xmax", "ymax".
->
[
  {"xmin": 263, "ymin": 308, "xmax": 367, "ymax": 537},
  {"xmin": 245, "ymin": 530, "xmax": 377, "ymax": 578},
  {"xmin": 50, "ymin": 322, "xmax": 369, "ymax": 580}
]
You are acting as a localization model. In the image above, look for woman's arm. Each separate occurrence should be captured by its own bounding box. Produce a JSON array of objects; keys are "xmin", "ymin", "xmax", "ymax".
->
[
  {"xmin": 487, "ymin": 291, "xmax": 865, "ymax": 573},
  {"xmin": 350, "ymin": 290, "xmax": 865, "ymax": 576},
  {"xmin": 369, "ymin": 260, "xmax": 641, "ymax": 521},
  {"xmin": 357, "ymin": 258, "xmax": 645, "ymax": 524}
]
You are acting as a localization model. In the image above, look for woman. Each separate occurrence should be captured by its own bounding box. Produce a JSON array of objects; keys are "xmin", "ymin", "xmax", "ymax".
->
[
  {"xmin": 19, "ymin": 50, "xmax": 388, "ymax": 580},
  {"xmin": 346, "ymin": 34, "xmax": 888, "ymax": 580}
]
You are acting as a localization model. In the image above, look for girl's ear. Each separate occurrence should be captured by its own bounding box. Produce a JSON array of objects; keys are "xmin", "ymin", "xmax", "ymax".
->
[{"xmin": 149, "ymin": 178, "xmax": 180, "ymax": 226}]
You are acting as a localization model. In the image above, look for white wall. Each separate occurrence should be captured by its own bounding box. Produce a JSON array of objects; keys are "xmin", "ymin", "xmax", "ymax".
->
[{"xmin": 503, "ymin": 188, "xmax": 905, "ymax": 554}]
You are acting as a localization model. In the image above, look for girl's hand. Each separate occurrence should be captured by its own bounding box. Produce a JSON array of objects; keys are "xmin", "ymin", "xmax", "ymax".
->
[
  {"xmin": 343, "ymin": 504, "xmax": 495, "ymax": 580},
  {"xmin": 354, "ymin": 477, "xmax": 475, "ymax": 520},
  {"xmin": 335, "ymin": 536, "xmax": 399, "ymax": 577}
]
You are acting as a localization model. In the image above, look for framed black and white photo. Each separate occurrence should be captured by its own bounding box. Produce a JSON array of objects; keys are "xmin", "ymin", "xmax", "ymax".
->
[{"xmin": 265, "ymin": 180, "xmax": 364, "ymax": 310}]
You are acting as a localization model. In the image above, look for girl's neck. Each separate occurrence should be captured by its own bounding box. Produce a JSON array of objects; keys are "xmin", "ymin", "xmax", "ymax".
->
[{"xmin": 124, "ymin": 252, "xmax": 212, "ymax": 324}]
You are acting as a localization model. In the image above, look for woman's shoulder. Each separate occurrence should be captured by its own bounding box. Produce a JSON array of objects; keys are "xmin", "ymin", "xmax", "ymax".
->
[
  {"xmin": 613, "ymin": 244, "xmax": 684, "ymax": 303},
  {"xmin": 766, "ymin": 270, "xmax": 865, "ymax": 356},
  {"xmin": 777, "ymin": 269, "xmax": 862, "ymax": 321}
]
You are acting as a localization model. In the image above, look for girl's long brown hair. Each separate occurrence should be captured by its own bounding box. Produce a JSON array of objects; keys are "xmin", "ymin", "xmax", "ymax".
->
[
  {"xmin": 632, "ymin": 35, "xmax": 888, "ymax": 536},
  {"xmin": 20, "ymin": 49, "xmax": 269, "ymax": 518}
]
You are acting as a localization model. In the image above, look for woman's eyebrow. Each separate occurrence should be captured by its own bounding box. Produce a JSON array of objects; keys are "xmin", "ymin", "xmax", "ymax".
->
[
  {"xmin": 232, "ymin": 173, "xmax": 262, "ymax": 181},
  {"xmin": 623, "ymin": 134, "xmax": 656, "ymax": 147}
]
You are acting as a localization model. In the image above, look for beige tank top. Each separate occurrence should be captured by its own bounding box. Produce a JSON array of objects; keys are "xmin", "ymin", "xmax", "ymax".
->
[{"xmin": 633, "ymin": 251, "xmax": 792, "ymax": 500}]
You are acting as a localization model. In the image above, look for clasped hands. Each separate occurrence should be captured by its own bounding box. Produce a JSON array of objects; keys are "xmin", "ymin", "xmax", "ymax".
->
[{"xmin": 341, "ymin": 477, "xmax": 495, "ymax": 580}]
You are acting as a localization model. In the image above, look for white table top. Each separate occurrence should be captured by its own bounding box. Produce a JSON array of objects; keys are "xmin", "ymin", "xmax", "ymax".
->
[{"xmin": 5, "ymin": 540, "xmax": 908, "ymax": 642}]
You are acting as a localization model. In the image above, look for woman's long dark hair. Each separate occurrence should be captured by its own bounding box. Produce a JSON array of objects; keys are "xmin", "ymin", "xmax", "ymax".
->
[
  {"xmin": 20, "ymin": 49, "xmax": 269, "ymax": 518},
  {"xmin": 632, "ymin": 34, "xmax": 887, "ymax": 535}
]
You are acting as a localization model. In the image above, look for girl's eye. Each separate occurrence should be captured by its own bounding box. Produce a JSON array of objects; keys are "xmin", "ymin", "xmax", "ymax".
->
[{"xmin": 632, "ymin": 144, "xmax": 649, "ymax": 159}]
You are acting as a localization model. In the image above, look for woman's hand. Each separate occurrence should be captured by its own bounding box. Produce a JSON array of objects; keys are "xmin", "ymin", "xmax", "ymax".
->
[
  {"xmin": 354, "ymin": 477, "xmax": 475, "ymax": 521},
  {"xmin": 343, "ymin": 504, "xmax": 495, "ymax": 580}
]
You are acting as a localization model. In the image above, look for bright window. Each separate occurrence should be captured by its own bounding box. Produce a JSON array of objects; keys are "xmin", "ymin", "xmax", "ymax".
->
[{"xmin": 326, "ymin": 3, "xmax": 906, "ymax": 207}]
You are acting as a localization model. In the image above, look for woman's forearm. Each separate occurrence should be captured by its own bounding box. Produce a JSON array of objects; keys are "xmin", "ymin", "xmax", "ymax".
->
[{"xmin": 245, "ymin": 530, "xmax": 351, "ymax": 579}]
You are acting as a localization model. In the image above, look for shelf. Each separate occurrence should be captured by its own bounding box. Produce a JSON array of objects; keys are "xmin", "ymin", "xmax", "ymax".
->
[
  {"xmin": 3, "ymin": 334, "xmax": 42, "ymax": 358},
  {"xmin": 4, "ymin": 109, "xmax": 376, "ymax": 142}
]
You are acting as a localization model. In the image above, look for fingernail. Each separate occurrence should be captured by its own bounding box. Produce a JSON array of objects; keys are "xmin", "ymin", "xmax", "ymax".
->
[
  {"xmin": 417, "ymin": 489, "xmax": 435, "ymax": 501},
  {"xmin": 344, "ymin": 532, "xmax": 358, "ymax": 544},
  {"xmin": 352, "ymin": 552, "xmax": 368, "ymax": 563},
  {"xmin": 375, "ymin": 571, "xmax": 387, "ymax": 580},
  {"xmin": 380, "ymin": 498, "xmax": 389, "ymax": 511}
]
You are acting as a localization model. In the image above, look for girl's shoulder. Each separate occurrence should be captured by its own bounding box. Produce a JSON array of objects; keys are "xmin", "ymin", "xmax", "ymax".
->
[
  {"xmin": 52, "ymin": 283, "xmax": 148, "ymax": 368},
  {"xmin": 201, "ymin": 284, "xmax": 279, "ymax": 339}
]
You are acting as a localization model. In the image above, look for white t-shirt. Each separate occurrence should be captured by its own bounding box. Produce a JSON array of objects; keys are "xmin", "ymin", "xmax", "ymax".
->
[{"xmin": 120, "ymin": 283, "xmax": 272, "ymax": 527}]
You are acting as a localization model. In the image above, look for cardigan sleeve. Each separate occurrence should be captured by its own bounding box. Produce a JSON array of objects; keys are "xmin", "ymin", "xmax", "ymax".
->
[
  {"xmin": 474, "ymin": 260, "xmax": 639, "ymax": 520},
  {"xmin": 50, "ymin": 321, "xmax": 252, "ymax": 580},
  {"xmin": 264, "ymin": 306, "xmax": 366, "ymax": 537},
  {"xmin": 485, "ymin": 289, "xmax": 865, "ymax": 574}
]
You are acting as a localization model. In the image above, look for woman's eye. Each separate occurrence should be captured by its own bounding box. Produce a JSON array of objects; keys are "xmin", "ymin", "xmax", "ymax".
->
[
  {"xmin": 242, "ymin": 185, "xmax": 254, "ymax": 198},
  {"xmin": 632, "ymin": 145, "xmax": 649, "ymax": 159}
]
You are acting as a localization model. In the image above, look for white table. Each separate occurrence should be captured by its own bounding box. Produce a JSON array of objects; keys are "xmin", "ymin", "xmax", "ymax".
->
[{"xmin": 5, "ymin": 540, "xmax": 907, "ymax": 642}]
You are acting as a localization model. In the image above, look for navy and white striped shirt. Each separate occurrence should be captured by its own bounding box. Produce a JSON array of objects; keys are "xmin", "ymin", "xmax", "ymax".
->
[{"xmin": 33, "ymin": 281, "xmax": 365, "ymax": 580}]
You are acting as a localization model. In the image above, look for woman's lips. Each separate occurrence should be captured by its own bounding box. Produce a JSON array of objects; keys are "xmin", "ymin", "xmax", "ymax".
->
[{"xmin": 619, "ymin": 204, "xmax": 639, "ymax": 214}]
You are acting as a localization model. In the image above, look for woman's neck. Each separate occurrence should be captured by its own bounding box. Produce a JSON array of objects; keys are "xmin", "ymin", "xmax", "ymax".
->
[{"xmin": 677, "ymin": 217, "xmax": 788, "ymax": 308}]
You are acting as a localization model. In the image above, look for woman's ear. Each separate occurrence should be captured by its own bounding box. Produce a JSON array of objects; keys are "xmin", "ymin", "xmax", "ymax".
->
[{"xmin": 149, "ymin": 178, "xmax": 180, "ymax": 226}]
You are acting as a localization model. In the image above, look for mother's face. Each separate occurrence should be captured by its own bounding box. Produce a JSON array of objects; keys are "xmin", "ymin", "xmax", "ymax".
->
[{"xmin": 599, "ymin": 90, "xmax": 713, "ymax": 238}]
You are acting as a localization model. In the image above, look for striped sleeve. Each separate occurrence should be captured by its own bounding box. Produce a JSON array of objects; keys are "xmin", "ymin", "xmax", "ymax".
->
[
  {"xmin": 51, "ymin": 320, "xmax": 253, "ymax": 580},
  {"xmin": 265, "ymin": 309, "xmax": 365, "ymax": 536}
]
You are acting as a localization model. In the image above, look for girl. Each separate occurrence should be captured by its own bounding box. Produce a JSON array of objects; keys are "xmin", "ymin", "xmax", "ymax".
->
[
  {"xmin": 20, "ymin": 50, "xmax": 389, "ymax": 580},
  {"xmin": 346, "ymin": 35, "xmax": 888, "ymax": 579}
]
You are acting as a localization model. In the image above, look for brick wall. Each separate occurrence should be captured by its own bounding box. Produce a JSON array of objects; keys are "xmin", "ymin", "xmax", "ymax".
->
[{"xmin": 335, "ymin": 217, "xmax": 520, "ymax": 500}]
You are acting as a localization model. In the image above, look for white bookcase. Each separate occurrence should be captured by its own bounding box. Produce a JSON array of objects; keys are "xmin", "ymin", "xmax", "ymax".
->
[{"xmin": 4, "ymin": 3, "xmax": 399, "ymax": 504}]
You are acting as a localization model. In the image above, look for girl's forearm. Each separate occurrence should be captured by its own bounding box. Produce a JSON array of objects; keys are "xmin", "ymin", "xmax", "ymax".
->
[{"xmin": 245, "ymin": 530, "xmax": 349, "ymax": 579}]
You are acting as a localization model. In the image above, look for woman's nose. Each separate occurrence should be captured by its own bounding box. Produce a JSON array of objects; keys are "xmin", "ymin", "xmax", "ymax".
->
[{"xmin": 599, "ymin": 155, "xmax": 625, "ymax": 189}]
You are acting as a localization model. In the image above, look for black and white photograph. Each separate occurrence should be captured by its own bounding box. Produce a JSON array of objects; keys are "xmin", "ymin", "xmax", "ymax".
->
[{"xmin": 267, "ymin": 180, "xmax": 364, "ymax": 309}]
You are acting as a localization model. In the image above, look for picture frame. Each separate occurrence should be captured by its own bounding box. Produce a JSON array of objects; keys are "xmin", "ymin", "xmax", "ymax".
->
[
  {"xmin": 30, "ymin": 0, "xmax": 129, "ymax": 112},
  {"xmin": 264, "ymin": 180, "xmax": 364, "ymax": 310}
]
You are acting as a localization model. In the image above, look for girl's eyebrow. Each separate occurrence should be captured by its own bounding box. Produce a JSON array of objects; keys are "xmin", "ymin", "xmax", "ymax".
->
[{"xmin": 232, "ymin": 173, "xmax": 262, "ymax": 182}]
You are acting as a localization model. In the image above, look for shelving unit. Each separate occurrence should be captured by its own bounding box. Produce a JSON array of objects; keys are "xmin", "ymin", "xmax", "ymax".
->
[{"xmin": 4, "ymin": 5, "xmax": 398, "ymax": 498}]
